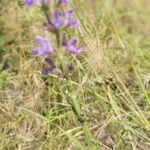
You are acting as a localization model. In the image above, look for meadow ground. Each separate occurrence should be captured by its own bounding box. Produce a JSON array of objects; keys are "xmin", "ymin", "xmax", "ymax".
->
[{"xmin": 0, "ymin": 0, "xmax": 150, "ymax": 149}]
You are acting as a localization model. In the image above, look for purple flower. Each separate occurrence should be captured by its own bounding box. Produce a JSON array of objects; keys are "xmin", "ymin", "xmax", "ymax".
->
[
  {"xmin": 59, "ymin": 0, "xmax": 68, "ymax": 4},
  {"xmin": 64, "ymin": 8, "xmax": 80, "ymax": 27},
  {"xmin": 24, "ymin": 0, "xmax": 48, "ymax": 6},
  {"xmin": 24, "ymin": 0, "xmax": 35, "ymax": 6},
  {"xmin": 32, "ymin": 36, "xmax": 53, "ymax": 56},
  {"xmin": 62, "ymin": 34, "xmax": 82, "ymax": 54},
  {"xmin": 42, "ymin": 58, "xmax": 56, "ymax": 74},
  {"xmin": 45, "ymin": 8, "xmax": 79, "ymax": 29},
  {"xmin": 51, "ymin": 9, "xmax": 63, "ymax": 28}
]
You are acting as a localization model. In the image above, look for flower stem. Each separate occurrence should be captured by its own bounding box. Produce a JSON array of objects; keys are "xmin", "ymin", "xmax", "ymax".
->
[{"xmin": 55, "ymin": 29, "xmax": 60, "ymax": 48}]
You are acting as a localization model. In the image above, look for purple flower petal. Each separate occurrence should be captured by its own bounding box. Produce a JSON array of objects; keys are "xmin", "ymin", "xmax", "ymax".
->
[
  {"xmin": 70, "ymin": 18, "xmax": 80, "ymax": 27},
  {"xmin": 42, "ymin": 58, "xmax": 56, "ymax": 75},
  {"xmin": 42, "ymin": 67, "xmax": 53, "ymax": 75},
  {"xmin": 45, "ymin": 58, "xmax": 55, "ymax": 68},
  {"xmin": 64, "ymin": 8, "xmax": 80, "ymax": 27},
  {"xmin": 67, "ymin": 45, "xmax": 82, "ymax": 54},
  {"xmin": 32, "ymin": 47, "xmax": 41, "ymax": 55},
  {"xmin": 59, "ymin": 0, "xmax": 68, "ymax": 4},
  {"xmin": 24, "ymin": 0, "xmax": 48, "ymax": 6},
  {"xmin": 24, "ymin": 0, "xmax": 35, "ymax": 6},
  {"xmin": 69, "ymin": 37, "xmax": 78, "ymax": 45},
  {"xmin": 32, "ymin": 36, "xmax": 53, "ymax": 56},
  {"xmin": 62, "ymin": 35, "xmax": 82, "ymax": 54},
  {"xmin": 51, "ymin": 9, "xmax": 63, "ymax": 28}
]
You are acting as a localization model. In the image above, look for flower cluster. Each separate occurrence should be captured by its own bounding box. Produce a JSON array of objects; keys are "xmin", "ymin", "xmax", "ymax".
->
[
  {"xmin": 45, "ymin": 7, "xmax": 80, "ymax": 29},
  {"xmin": 24, "ymin": 0, "xmax": 81, "ymax": 75}
]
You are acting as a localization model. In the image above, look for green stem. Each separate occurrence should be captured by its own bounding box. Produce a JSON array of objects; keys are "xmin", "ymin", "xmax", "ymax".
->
[{"xmin": 55, "ymin": 29, "xmax": 60, "ymax": 48}]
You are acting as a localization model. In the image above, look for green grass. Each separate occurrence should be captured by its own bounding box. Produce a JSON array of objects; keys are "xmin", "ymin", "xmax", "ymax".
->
[{"xmin": 0, "ymin": 0, "xmax": 150, "ymax": 149}]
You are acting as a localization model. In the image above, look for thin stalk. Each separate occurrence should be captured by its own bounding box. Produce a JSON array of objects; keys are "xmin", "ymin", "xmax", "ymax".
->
[{"xmin": 55, "ymin": 30, "xmax": 60, "ymax": 48}]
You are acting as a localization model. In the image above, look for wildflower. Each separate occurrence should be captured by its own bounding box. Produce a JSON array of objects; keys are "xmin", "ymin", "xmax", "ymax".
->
[
  {"xmin": 44, "ymin": 8, "xmax": 80, "ymax": 29},
  {"xmin": 59, "ymin": 0, "xmax": 68, "ymax": 4},
  {"xmin": 42, "ymin": 58, "xmax": 56, "ymax": 74},
  {"xmin": 51, "ymin": 9, "xmax": 63, "ymax": 28},
  {"xmin": 32, "ymin": 36, "xmax": 53, "ymax": 56},
  {"xmin": 44, "ymin": 9, "xmax": 63, "ymax": 29},
  {"xmin": 24, "ymin": 0, "xmax": 35, "ymax": 6},
  {"xmin": 24, "ymin": 0, "xmax": 48, "ymax": 6},
  {"xmin": 62, "ymin": 34, "xmax": 82, "ymax": 54},
  {"xmin": 26, "ymin": 0, "xmax": 81, "ymax": 74},
  {"xmin": 64, "ymin": 8, "xmax": 80, "ymax": 27}
]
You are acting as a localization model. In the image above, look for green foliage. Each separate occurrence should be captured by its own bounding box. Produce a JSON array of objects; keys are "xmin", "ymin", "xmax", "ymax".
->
[{"xmin": 0, "ymin": 65, "xmax": 11, "ymax": 89}]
